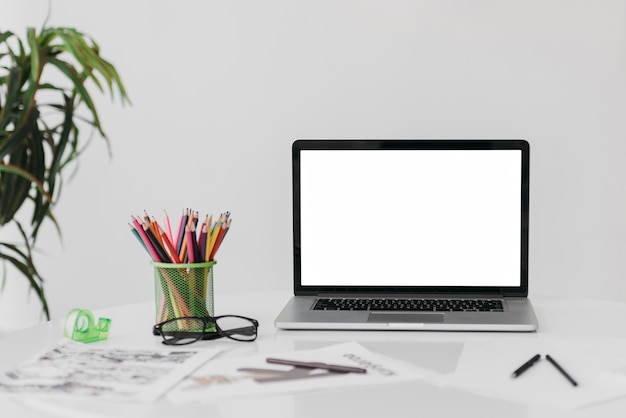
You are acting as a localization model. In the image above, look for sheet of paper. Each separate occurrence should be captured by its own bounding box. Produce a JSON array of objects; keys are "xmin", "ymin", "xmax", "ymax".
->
[
  {"xmin": 0, "ymin": 339, "xmax": 222, "ymax": 402},
  {"xmin": 167, "ymin": 341, "xmax": 433, "ymax": 403},
  {"xmin": 442, "ymin": 336, "xmax": 626, "ymax": 409}
]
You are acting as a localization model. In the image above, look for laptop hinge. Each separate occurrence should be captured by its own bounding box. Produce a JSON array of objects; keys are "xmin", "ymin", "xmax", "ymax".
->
[{"xmin": 314, "ymin": 293, "xmax": 507, "ymax": 299}]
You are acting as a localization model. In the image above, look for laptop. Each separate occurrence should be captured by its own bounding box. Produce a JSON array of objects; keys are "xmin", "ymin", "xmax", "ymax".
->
[{"xmin": 275, "ymin": 139, "xmax": 538, "ymax": 331}]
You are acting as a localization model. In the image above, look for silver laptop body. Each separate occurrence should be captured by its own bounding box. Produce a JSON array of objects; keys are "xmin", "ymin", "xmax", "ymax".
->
[{"xmin": 275, "ymin": 139, "xmax": 538, "ymax": 331}]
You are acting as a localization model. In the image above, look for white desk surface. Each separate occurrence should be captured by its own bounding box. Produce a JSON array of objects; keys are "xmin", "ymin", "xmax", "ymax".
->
[{"xmin": 1, "ymin": 291, "xmax": 626, "ymax": 417}]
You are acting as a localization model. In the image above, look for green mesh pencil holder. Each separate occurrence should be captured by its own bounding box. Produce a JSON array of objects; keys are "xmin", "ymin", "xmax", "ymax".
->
[{"xmin": 152, "ymin": 261, "xmax": 217, "ymax": 333}]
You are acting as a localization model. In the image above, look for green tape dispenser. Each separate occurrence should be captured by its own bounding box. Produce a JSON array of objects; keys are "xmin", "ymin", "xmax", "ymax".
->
[{"xmin": 64, "ymin": 308, "xmax": 111, "ymax": 343}]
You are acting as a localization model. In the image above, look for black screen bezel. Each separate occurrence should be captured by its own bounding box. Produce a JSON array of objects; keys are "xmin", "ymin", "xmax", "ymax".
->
[{"xmin": 292, "ymin": 139, "xmax": 530, "ymax": 297}]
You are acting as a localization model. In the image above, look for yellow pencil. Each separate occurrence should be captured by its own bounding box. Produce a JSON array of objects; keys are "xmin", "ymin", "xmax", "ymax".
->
[
  {"xmin": 204, "ymin": 215, "xmax": 213, "ymax": 261},
  {"xmin": 206, "ymin": 215, "xmax": 223, "ymax": 260}
]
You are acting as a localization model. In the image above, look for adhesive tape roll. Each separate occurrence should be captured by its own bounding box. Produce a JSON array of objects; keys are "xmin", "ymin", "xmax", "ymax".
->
[{"xmin": 64, "ymin": 308, "xmax": 82, "ymax": 338}]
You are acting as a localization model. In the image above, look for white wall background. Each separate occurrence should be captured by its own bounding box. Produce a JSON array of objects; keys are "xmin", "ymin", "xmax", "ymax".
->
[{"xmin": 1, "ymin": 0, "xmax": 626, "ymax": 331}]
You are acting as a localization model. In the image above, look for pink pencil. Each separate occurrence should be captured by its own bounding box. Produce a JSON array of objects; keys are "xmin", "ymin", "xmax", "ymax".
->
[
  {"xmin": 185, "ymin": 225, "xmax": 196, "ymax": 263},
  {"xmin": 163, "ymin": 210, "xmax": 174, "ymax": 244},
  {"xmin": 131, "ymin": 216, "xmax": 162, "ymax": 261}
]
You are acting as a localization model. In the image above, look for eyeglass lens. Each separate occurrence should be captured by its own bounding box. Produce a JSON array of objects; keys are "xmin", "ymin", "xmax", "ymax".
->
[
  {"xmin": 215, "ymin": 316, "xmax": 258, "ymax": 341},
  {"xmin": 159, "ymin": 318, "xmax": 212, "ymax": 345}
]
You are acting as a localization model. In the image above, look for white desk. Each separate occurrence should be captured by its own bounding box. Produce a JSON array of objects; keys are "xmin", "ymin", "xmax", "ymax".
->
[{"xmin": 1, "ymin": 291, "xmax": 625, "ymax": 417}]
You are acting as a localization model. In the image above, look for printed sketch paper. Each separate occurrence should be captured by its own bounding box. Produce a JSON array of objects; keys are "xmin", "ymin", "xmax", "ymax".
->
[
  {"xmin": 0, "ymin": 339, "xmax": 221, "ymax": 402},
  {"xmin": 167, "ymin": 341, "xmax": 431, "ymax": 403}
]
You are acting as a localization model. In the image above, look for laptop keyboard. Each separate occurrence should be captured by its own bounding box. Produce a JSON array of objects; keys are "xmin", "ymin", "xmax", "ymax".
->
[{"xmin": 312, "ymin": 298, "xmax": 504, "ymax": 312}]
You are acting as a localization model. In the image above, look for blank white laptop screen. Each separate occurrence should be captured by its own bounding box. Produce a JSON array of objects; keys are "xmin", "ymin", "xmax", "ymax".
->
[{"xmin": 299, "ymin": 149, "xmax": 522, "ymax": 288}]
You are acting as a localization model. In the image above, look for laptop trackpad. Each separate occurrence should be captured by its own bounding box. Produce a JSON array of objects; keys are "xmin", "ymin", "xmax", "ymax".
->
[{"xmin": 368, "ymin": 313, "xmax": 444, "ymax": 323}]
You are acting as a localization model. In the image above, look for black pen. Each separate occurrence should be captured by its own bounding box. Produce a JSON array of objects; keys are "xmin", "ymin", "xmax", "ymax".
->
[
  {"xmin": 546, "ymin": 354, "xmax": 578, "ymax": 387},
  {"xmin": 512, "ymin": 354, "xmax": 541, "ymax": 378}
]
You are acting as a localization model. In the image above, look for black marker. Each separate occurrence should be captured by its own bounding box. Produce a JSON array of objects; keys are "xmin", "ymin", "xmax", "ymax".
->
[
  {"xmin": 546, "ymin": 354, "xmax": 578, "ymax": 387},
  {"xmin": 512, "ymin": 354, "xmax": 541, "ymax": 378}
]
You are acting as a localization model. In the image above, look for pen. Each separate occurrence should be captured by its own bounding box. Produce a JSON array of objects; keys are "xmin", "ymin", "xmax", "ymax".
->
[
  {"xmin": 546, "ymin": 354, "xmax": 578, "ymax": 387},
  {"xmin": 511, "ymin": 353, "xmax": 541, "ymax": 378},
  {"xmin": 266, "ymin": 358, "xmax": 367, "ymax": 374}
]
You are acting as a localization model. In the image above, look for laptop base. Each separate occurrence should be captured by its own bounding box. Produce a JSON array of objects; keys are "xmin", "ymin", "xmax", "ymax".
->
[{"xmin": 275, "ymin": 296, "xmax": 538, "ymax": 332}]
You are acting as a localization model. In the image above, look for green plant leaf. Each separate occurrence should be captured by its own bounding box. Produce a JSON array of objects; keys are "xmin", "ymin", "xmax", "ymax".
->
[
  {"xmin": 0, "ymin": 145, "xmax": 30, "ymax": 225},
  {"xmin": 28, "ymin": 124, "xmax": 49, "ymax": 229},
  {"xmin": 0, "ymin": 31, "xmax": 14, "ymax": 44},
  {"xmin": 43, "ymin": 94, "xmax": 72, "ymax": 206},
  {"xmin": 101, "ymin": 58, "xmax": 131, "ymax": 104},
  {"xmin": 0, "ymin": 105, "xmax": 38, "ymax": 160},
  {"xmin": 55, "ymin": 30, "xmax": 106, "ymax": 94},
  {"xmin": 1, "ymin": 23, "xmax": 129, "ymax": 321},
  {"xmin": 49, "ymin": 28, "xmax": 129, "ymax": 105},
  {"xmin": 0, "ymin": 163, "xmax": 52, "ymax": 203},
  {"xmin": 26, "ymin": 28, "xmax": 40, "ymax": 83},
  {"xmin": 47, "ymin": 57, "xmax": 105, "ymax": 136},
  {"xmin": 0, "ymin": 67, "xmax": 25, "ymax": 131},
  {"xmin": 0, "ymin": 228, "xmax": 49, "ymax": 319}
]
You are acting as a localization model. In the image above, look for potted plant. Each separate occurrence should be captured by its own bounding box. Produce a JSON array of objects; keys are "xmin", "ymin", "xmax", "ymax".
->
[{"xmin": 0, "ymin": 25, "xmax": 129, "ymax": 320}]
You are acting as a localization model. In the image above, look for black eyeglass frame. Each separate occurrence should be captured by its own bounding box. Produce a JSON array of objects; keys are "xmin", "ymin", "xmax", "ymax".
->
[{"xmin": 152, "ymin": 315, "xmax": 259, "ymax": 345}]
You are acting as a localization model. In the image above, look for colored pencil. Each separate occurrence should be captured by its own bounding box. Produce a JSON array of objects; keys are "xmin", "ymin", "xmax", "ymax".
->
[
  {"xmin": 159, "ymin": 226, "xmax": 182, "ymax": 264},
  {"xmin": 143, "ymin": 223, "xmax": 171, "ymax": 263},
  {"xmin": 163, "ymin": 210, "xmax": 174, "ymax": 244},
  {"xmin": 175, "ymin": 208, "xmax": 189, "ymax": 254},
  {"xmin": 206, "ymin": 215, "xmax": 223, "ymax": 258},
  {"xmin": 189, "ymin": 223, "xmax": 201, "ymax": 262},
  {"xmin": 131, "ymin": 216, "xmax": 161, "ymax": 262},
  {"xmin": 129, "ymin": 223, "xmax": 147, "ymax": 252},
  {"xmin": 209, "ymin": 222, "xmax": 226, "ymax": 261},
  {"xmin": 185, "ymin": 225, "xmax": 196, "ymax": 263},
  {"xmin": 150, "ymin": 217, "xmax": 165, "ymax": 249},
  {"xmin": 204, "ymin": 215, "xmax": 213, "ymax": 261},
  {"xmin": 198, "ymin": 222, "xmax": 208, "ymax": 262},
  {"xmin": 130, "ymin": 209, "xmax": 230, "ymax": 264}
]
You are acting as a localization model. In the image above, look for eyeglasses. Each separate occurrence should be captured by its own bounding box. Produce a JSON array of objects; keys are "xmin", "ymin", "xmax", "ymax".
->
[{"xmin": 152, "ymin": 315, "xmax": 259, "ymax": 345}]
